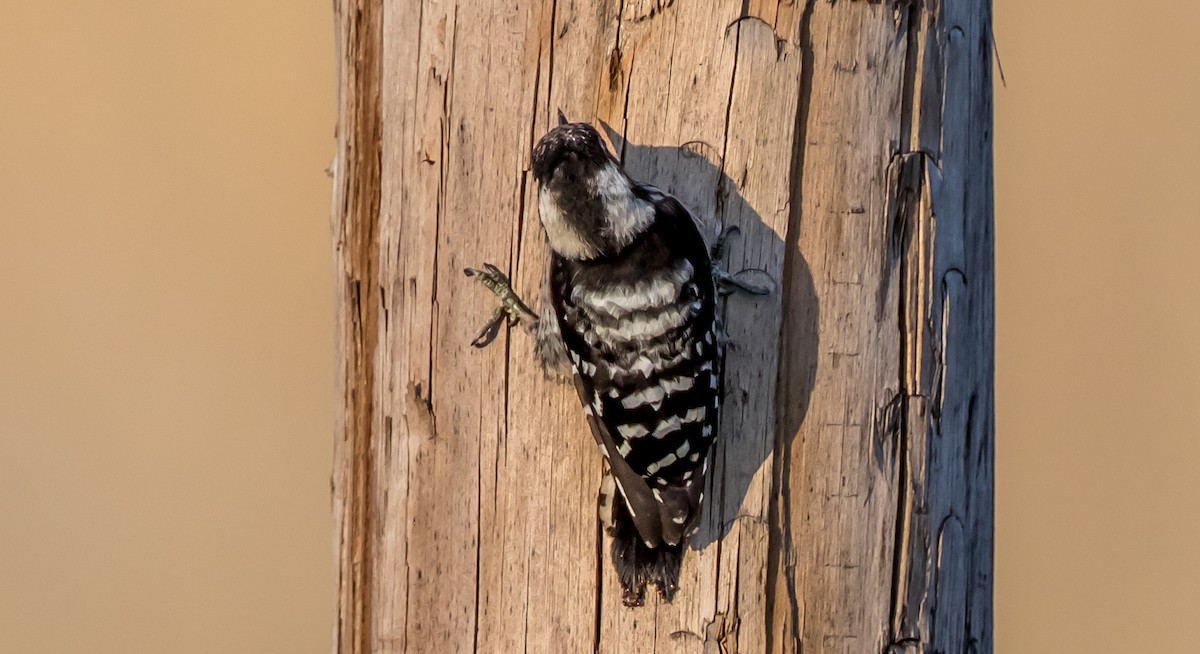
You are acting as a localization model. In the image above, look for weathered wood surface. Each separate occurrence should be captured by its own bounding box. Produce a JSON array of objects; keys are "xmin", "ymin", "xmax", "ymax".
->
[{"xmin": 330, "ymin": 1, "xmax": 994, "ymax": 653}]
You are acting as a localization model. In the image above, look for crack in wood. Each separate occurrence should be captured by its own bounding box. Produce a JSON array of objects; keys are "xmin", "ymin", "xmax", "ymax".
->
[{"xmin": 332, "ymin": 1, "xmax": 383, "ymax": 652}]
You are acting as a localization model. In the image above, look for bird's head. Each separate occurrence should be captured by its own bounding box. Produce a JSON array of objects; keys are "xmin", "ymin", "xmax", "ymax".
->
[
  {"xmin": 531, "ymin": 113, "xmax": 614, "ymax": 191},
  {"xmin": 530, "ymin": 113, "xmax": 654, "ymax": 260}
]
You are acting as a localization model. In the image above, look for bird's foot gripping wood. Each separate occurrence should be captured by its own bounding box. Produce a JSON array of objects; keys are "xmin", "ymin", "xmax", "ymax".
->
[
  {"xmin": 464, "ymin": 263, "xmax": 537, "ymax": 348},
  {"xmin": 710, "ymin": 225, "xmax": 774, "ymax": 296}
]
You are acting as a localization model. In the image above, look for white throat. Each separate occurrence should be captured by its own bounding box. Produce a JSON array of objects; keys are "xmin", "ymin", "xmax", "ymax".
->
[
  {"xmin": 537, "ymin": 163, "xmax": 656, "ymax": 261},
  {"xmin": 539, "ymin": 189, "xmax": 599, "ymax": 260},
  {"xmin": 591, "ymin": 163, "xmax": 655, "ymax": 249}
]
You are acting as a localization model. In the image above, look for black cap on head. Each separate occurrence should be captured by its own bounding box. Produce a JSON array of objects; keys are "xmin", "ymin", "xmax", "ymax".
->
[{"xmin": 530, "ymin": 121, "xmax": 613, "ymax": 185}]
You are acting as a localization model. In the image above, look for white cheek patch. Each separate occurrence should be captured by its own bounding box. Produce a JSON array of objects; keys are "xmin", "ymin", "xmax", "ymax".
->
[{"xmin": 591, "ymin": 162, "xmax": 655, "ymax": 247}]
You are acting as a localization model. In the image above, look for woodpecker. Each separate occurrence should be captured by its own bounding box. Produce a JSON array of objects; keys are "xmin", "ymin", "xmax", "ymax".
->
[{"xmin": 466, "ymin": 112, "xmax": 765, "ymax": 606}]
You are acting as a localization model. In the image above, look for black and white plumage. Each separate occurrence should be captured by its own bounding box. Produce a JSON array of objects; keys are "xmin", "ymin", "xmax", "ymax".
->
[
  {"xmin": 465, "ymin": 114, "xmax": 733, "ymax": 606},
  {"xmin": 529, "ymin": 118, "xmax": 722, "ymax": 606}
]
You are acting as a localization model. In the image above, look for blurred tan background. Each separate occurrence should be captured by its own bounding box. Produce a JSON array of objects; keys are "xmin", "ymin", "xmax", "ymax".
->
[
  {"xmin": 0, "ymin": 2, "xmax": 335, "ymax": 652},
  {"xmin": 995, "ymin": 2, "xmax": 1200, "ymax": 652},
  {"xmin": 0, "ymin": 1, "xmax": 1196, "ymax": 653}
]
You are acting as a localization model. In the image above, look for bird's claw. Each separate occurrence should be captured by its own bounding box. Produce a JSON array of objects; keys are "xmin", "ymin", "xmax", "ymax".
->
[
  {"xmin": 710, "ymin": 224, "xmax": 740, "ymax": 262},
  {"xmin": 715, "ymin": 269, "xmax": 773, "ymax": 296},
  {"xmin": 464, "ymin": 263, "xmax": 537, "ymax": 348},
  {"xmin": 469, "ymin": 307, "xmax": 507, "ymax": 348},
  {"xmin": 710, "ymin": 226, "xmax": 775, "ymax": 296}
]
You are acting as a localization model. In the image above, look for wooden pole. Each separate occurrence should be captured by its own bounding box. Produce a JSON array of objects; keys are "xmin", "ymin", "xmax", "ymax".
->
[{"xmin": 330, "ymin": 1, "xmax": 994, "ymax": 652}]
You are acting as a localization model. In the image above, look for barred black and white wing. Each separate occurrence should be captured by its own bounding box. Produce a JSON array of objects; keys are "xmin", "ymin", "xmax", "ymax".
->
[{"xmin": 550, "ymin": 184, "xmax": 720, "ymax": 554}]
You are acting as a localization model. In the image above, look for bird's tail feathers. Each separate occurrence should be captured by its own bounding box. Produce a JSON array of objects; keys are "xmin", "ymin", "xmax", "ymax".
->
[{"xmin": 610, "ymin": 500, "xmax": 683, "ymax": 607}]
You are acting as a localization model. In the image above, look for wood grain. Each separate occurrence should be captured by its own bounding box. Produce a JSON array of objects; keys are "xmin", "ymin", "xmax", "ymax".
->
[{"xmin": 330, "ymin": 1, "xmax": 994, "ymax": 652}]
